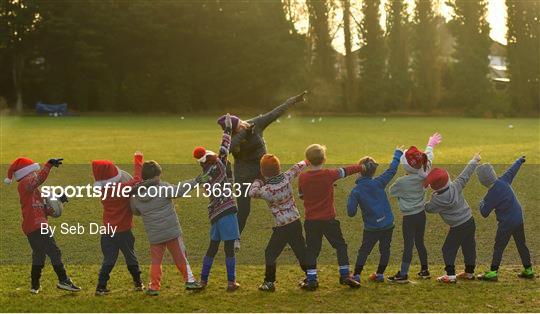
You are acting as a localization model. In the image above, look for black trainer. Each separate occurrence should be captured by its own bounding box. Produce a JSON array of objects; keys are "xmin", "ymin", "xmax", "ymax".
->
[
  {"xmin": 417, "ymin": 269, "xmax": 431, "ymax": 279},
  {"xmin": 95, "ymin": 286, "xmax": 111, "ymax": 296},
  {"xmin": 388, "ymin": 271, "xmax": 409, "ymax": 284},
  {"xmin": 339, "ymin": 276, "xmax": 361, "ymax": 288},
  {"xmin": 133, "ymin": 282, "xmax": 145, "ymax": 292},
  {"xmin": 57, "ymin": 279, "xmax": 81, "ymax": 292},
  {"xmin": 300, "ymin": 280, "xmax": 319, "ymax": 291}
]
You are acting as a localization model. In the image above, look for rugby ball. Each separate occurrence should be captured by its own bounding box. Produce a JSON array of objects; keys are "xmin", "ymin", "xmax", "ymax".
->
[{"xmin": 44, "ymin": 197, "xmax": 63, "ymax": 218}]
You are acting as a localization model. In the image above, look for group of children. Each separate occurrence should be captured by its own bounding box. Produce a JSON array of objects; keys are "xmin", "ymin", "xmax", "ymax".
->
[{"xmin": 5, "ymin": 120, "xmax": 535, "ymax": 295}]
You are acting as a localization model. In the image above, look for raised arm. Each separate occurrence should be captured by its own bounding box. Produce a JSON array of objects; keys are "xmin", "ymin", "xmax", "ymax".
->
[
  {"xmin": 500, "ymin": 156, "xmax": 525, "ymax": 184},
  {"xmin": 121, "ymin": 152, "xmax": 144, "ymax": 187},
  {"xmin": 454, "ymin": 153, "xmax": 480, "ymax": 192},
  {"xmin": 284, "ymin": 160, "xmax": 309, "ymax": 181},
  {"xmin": 248, "ymin": 179, "xmax": 269, "ymax": 199},
  {"xmin": 23, "ymin": 162, "xmax": 52, "ymax": 192},
  {"xmin": 218, "ymin": 115, "xmax": 233, "ymax": 163},
  {"xmin": 425, "ymin": 132, "xmax": 442, "ymax": 163},
  {"xmin": 330, "ymin": 164, "xmax": 362, "ymax": 182},
  {"xmin": 374, "ymin": 149, "xmax": 403, "ymax": 188},
  {"xmin": 254, "ymin": 91, "xmax": 306, "ymax": 131}
]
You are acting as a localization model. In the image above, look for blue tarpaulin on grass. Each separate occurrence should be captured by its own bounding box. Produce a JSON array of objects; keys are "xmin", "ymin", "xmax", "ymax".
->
[{"xmin": 35, "ymin": 102, "xmax": 68, "ymax": 115}]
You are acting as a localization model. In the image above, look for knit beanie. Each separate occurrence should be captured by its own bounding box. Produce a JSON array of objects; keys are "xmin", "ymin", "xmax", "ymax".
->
[
  {"xmin": 260, "ymin": 154, "xmax": 281, "ymax": 177},
  {"xmin": 423, "ymin": 168, "xmax": 449, "ymax": 191},
  {"xmin": 217, "ymin": 115, "xmax": 239, "ymax": 131},
  {"xmin": 476, "ymin": 163, "xmax": 497, "ymax": 188}
]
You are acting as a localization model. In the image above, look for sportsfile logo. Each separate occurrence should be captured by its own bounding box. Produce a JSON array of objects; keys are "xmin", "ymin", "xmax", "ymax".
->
[{"xmin": 40, "ymin": 182, "xmax": 252, "ymax": 201}]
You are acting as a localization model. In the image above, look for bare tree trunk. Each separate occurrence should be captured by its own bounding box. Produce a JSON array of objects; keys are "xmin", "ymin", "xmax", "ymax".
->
[
  {"xmin": 12, "ymin": 53, "xmax": 24, "ymax": 113},
  {"xmin": 342, "ymin": 0, "xmax": 355, "ymax": 110}
]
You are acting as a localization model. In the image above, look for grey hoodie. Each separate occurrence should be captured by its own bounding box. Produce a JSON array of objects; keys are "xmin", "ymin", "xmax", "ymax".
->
[
  {"xmin": 130, "ymin": 179, "xmax": 196, "ymax": 244},
  {"xmin": 389, "ymin": 146, "xmax": 434, "ymax": 216},
  {"xmin": 424, "ymin": 159, "xmax": 478, "ymax": 227}
]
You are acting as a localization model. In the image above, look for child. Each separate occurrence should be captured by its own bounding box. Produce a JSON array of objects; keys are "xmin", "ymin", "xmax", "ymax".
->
[
  {"xmin": 131, "ymin": 160, "xmax": 208, "ymax": 296},
  {"xmin": 388, "ymin": 133, "xmax": 442, "ymax": 283},
  {"xmin": 347, "ymin": 147, "xmax": 403, "ymax": 283},
  {"xmin": 476, "ymin": 156, "xmax": 534, "ymax": 281},
  {"xmin": 4, "ymin": 157, "xmax": 81, "ymax": 294},
  {"xmin": 248, "ymin": 154, "xmax": 309, "ymax": 292},
  {"xmin": 424, "ymin": 153, "xmax": 481, "ymax": 283},
  {"xmin": 92, "ymin": 152, "xmax": 144, "ymax": 295},
  {"xmin": 193, "ymin": 113, "xmax": 241, "ymax": 292},
  {"xmin": 298, "ymin": 144, "xmax": 362, "ymax": 290}
]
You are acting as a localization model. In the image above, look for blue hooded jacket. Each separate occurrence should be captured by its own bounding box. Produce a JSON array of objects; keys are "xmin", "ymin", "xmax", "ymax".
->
[
  {"xmin": 479, "ymin": 158, "xmax": 525, "ymax": 230},
  {"xmin": 347, "ymin": 149, "xmax": 402, "ymax": 231}
]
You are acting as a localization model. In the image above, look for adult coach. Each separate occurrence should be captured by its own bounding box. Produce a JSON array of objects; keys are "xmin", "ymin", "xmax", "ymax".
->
[{"xmin": 217, "ymin": 91, "xmax": 307, "ymax": 250}]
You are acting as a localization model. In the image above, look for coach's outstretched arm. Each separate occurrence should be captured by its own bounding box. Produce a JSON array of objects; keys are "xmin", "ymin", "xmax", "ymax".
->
[{"xmin": 254, "ymin": 91, "xmax": 307, "ymax": 131}]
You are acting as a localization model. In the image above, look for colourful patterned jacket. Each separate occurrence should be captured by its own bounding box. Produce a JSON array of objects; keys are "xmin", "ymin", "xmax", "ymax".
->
[
  {"xmin": 249, "ymin": 160, "xmax": 308, "ymax": 227},
  {"xmin": 204, "ymin": 127, "xmax": 237, "ymax": 223}
]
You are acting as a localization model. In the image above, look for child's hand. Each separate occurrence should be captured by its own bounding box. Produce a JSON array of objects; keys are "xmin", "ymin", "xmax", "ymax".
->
[
  {"xmin": 134, "ymin": 151, "xmax": 143, "ymax": 157},
  {"xmin": 59, "ymin": 194, "xmax": 69, "ymax": 203},
  {"xmin": 396, "ymin": 145, "xmax": 405, "ymax": 153},
  {"xmin": 427, "ymin": 132, "xmax": 442, "ymax": 147},
  {"xmin": 47, "ymin": 158, "xmax": 63, "ymax": 167},
  {"xmin": 473, "ymin": 152, "xmax": 482, "ymax": 162},
  {"xmin": 294, "ymin": 91, "xmax": 308, "ymax": 103}
]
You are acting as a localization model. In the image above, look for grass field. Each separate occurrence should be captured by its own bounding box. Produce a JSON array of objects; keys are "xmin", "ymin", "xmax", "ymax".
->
[{"xmin": 1, "ymin": 116, "xmax": 539, "ymax": 312}]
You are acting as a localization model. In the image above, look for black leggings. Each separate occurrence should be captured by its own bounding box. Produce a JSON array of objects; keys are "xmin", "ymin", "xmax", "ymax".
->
[
  {"xmin": 442, "ymin": 217, "xmax": 476, "ymax": 275},
  {"xmin": 27, "ymin": 230, "xmax": 68, "ymax": 288},
  {"xmin": 206, "ymin": 240, "xmax": 235, "ymax": 258},
  {"xmin": 264, "ymin": 219, "xmax": 307, "ymax": 282},
  {"xmin": 402, "ymin": 211, "xmax": 428, "ymax": 268},
  {"xmin": 491, "ymin": 223, "xmax": 531, "ymax": 271},
  {"xmin": 354, "ymin": 227, "xmax": 394, "ymax": 275}
]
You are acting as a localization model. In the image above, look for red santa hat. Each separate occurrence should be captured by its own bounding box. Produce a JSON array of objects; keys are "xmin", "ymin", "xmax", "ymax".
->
[
  {"xmin": 193, "ymin": 146, "xmax": 216, "ymax": 163},
  {"xmin": 423, "ymin": 167, "xmax": 450, "ymax": 191},
  {"xmin": 400, "ymin": 146, "xmax": 429, "ymax": 173},
  {"xmin": 4, "ymin": 157, "xmax": 40, "ymax": 184},
  {"xmin": 92, "ymin": 160, "xmax": 122, "ymax": 186}
]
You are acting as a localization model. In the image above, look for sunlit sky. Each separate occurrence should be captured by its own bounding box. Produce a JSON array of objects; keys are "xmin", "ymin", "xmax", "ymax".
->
[{"xmin": 288, "ymin": 0, "xmax": 507, "ymax": 55}]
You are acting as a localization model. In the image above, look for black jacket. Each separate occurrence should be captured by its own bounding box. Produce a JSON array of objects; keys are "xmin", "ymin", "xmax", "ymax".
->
[{"xmin": 230, "ymin": 95, "xmax": 302, "ymax": 181}]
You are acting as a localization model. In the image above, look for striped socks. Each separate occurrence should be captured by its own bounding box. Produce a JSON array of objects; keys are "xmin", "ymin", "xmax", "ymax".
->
[
  {"xmin": 339, "ymin": 265, "xmax": 350, "ymax": 278},
  {"xmin": 306, "ymin": 269, "xmax": 318, "ymax": 283}
]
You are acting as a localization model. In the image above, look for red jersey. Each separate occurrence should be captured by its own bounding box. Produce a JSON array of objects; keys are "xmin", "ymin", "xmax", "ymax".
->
[
  {"xmin": 99, "ymin": 155, "xmax": 142, "ymax": 233},
  {"xmin": 298, "ymin": 165, "xmax": 360, "ymax": 221},
  {"xmin": 17, "ymin": 163, "xmax": 54, "ymax": 235}
]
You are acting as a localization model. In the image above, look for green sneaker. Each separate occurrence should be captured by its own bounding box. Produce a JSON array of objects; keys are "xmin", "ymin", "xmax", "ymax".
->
[
  {"xmin": 477, "ymin": 270, "xmax": 498, "ymax": 281},
  {"xmin": 185, "ymin": 281, "xmax": 203, "ymax": 290},
  {"xmin": 518, "ymin": 267, "xmax": 535, "ymax": 279},
  {"xmin": 145, "ymin": 289, "xmax": 160, "ymax": 296}
]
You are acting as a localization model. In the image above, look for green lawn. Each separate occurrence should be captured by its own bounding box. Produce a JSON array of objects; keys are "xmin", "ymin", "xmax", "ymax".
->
[{"xmin": 1, "ymin": 116, "xmax": 539, "ymax": 312}]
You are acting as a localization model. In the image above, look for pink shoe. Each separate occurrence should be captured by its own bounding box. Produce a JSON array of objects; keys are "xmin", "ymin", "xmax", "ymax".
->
[{"xmin": 436, "ymin": 274, "xmax": 457, "ymax": 283}]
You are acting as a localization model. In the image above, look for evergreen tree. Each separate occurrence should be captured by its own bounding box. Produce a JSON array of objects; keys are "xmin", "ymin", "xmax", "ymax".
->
[
  {"xmin": 506, "ymin": 0, "xmax": 539, "ymax": 113},
  {"xmin": 358, "ymin": 0, "xmax": 386, "ymax": 111},
  {"xmin": 448, "ymin": 0, "xmax": 492, "ymax": 114},
  {"xmin": 385, "ymin": 0, "xmax": 411, "ymax": 110},
  {"xmin": 0, "ymin": 0, "xmax": 41, "ymax": 111},
  {"xmin": 411, "ymin": 0, "xmax": 441, "ymax": 111}
]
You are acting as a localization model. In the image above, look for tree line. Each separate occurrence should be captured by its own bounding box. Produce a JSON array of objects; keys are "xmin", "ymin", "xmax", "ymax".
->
[{"xmin": 1, "ymin": 0, "xmax": 538, "ymax": 116}]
